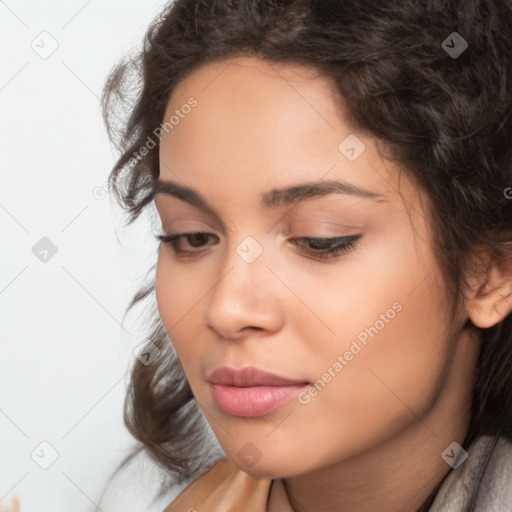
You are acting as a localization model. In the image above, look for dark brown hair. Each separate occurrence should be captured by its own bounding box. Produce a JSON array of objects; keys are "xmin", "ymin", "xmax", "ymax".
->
[{"xmin": 101, "ymin": 1, "xmax": 512, "ymax": 509}]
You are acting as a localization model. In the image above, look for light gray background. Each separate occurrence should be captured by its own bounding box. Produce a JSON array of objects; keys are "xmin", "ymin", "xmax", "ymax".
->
[{"xmin": 1, "ymin": 1, "xmax": 168, "ymax": 510}]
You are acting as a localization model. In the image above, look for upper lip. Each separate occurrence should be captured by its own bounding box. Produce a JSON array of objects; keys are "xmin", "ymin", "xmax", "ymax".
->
[{"xmin": 207, "ymin": 366, "xmax": 309, "ymax": 387}]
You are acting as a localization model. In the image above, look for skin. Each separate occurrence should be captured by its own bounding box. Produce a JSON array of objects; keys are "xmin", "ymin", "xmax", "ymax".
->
[{"xmin": 153, "ymin": 56, "xmax": 511, "ymax": 512}]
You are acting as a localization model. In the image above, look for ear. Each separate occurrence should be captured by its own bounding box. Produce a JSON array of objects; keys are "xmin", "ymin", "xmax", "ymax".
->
[{"xmin": 466, "ymin": 247, "xmax": 512, "ymax": 329}]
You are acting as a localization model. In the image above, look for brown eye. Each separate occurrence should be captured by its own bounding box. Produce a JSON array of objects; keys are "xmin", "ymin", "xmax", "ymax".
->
[
  {"xmin": 155, "ymin": 232, "xmax": 218, "ymax": 256},
  {"xmin": 187, "ymin": 233, "xmax": 211, "ymax": 247},
  {"xmin": 291, "ymin": 234, "xmax": 362, "ymax": 260}
]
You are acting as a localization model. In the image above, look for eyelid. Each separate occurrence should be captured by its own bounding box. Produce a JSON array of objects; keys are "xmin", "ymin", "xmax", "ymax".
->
[
  {"xmin": 154, "ymin": 199, "xmax": 230, "ymax": 235},
  {"xmin": 160, "ymin": 219, "xmax": 218, "ymax": 233},
  {"xmin": 292, "ymin": 234, "xmax": 361, "ymax": 261},
  {"xmin": 289, "ymin": 219, "xmax": 362, "ymax": 232}
]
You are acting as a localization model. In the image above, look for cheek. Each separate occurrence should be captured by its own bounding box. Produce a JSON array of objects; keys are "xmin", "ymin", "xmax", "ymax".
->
[
  {"xmin": 275, "ymin": 229, "xmax": 451, "ymax": 452},
  {"xmin": 155, "ymin": 254, "xmax": 208, "ymax": 365},
  {"xmin": 286, "ymin": 287, "xmax": 451, "ymax": 469},
  {"xmin": 269, "ymin": 223, "xmax": 447, "ymax": 366}
]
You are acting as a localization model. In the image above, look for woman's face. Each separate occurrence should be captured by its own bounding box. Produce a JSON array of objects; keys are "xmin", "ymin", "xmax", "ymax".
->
[{"xmin": 154, "ymin": 56, "xmax": 476, "ymax": 479}]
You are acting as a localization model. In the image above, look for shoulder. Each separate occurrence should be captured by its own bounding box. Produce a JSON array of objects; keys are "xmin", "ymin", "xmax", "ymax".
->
[{"xmin": 98, "ymin": 447, "xmax": 225, "ymax": 512}]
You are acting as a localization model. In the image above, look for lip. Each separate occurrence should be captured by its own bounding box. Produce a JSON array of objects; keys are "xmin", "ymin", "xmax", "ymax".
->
[
  {"xmin": 207, "ymin": 366, "xmax": 309, "ymax": 386},
  {"xmin": 207, "ymin": 366, "xmax": 310, "ymax": 417}
]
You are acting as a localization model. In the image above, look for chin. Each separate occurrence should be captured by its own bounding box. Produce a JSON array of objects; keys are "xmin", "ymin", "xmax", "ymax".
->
[{"xmin": 233, "ymin": 456, "xmax": 309, "ymax": 480}]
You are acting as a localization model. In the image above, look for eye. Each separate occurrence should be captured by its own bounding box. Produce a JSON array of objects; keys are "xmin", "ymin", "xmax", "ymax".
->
[
  {"xmin": 155, "ymin": 232, "xmax": 362, "ymax": 261},
  {"xmin": 291, "ymin": 234, "xmax": 362, "ymax": 260},
  {"xmin": 155, "ymin": 232, "xmax": 218, "ymax": 256}
]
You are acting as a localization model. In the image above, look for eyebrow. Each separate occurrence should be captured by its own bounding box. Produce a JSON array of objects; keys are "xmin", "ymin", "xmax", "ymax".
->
[{"xmin": 153, "ymin": 178, "xmax": 386, "ymax": 215}]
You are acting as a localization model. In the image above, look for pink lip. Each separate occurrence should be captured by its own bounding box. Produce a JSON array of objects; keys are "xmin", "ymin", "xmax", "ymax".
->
[
  {"xmin": 207, "ymin": 366, "xmax": 308, "ymax": 386},
  {"xmin": 207, "ymin": 366, "xmax": 309, "ymax": 417}
]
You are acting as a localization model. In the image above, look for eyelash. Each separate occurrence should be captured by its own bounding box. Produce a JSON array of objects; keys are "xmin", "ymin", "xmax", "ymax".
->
[{"xmin": 154, "ymin": 232, "xmax": 362, "ymax": 260}]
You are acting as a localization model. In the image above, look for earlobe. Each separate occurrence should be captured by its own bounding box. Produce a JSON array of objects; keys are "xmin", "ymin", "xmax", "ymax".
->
[{"xmin": 466, "ymin": 249, "xmax": 512, "ymax": 329}]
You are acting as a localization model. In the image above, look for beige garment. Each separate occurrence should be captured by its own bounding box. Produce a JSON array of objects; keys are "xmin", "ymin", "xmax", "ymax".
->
[{"xmin": 163, "ymin": 457, "xmax": 272, "ymax": 512}]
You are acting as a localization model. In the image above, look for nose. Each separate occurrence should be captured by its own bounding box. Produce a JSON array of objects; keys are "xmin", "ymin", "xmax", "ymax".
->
[{"xmin": 204, "ymin": 241, "xmax": 285, "ymax": 341}]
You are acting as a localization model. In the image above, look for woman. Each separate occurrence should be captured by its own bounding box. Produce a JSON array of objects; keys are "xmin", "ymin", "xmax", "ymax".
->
[{"xmin": 99, "ymin": 1, "xmax": 512, "ymax": 510}]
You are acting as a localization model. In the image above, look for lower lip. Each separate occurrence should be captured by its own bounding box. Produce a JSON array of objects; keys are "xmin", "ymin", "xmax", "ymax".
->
[{"xmin": 209, "ymin": 383, "xmax": 309, "ymax": 417}]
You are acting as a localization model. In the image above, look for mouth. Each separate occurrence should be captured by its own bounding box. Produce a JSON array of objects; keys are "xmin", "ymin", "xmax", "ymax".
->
[{"xmin": 207, "ymin": 366, "xmax": 310, "ymax": 417}]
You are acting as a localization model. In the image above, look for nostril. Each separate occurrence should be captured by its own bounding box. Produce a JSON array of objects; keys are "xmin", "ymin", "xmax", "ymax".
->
[{"xmin": 206, "ymin": 323, "xmax": 265, "ymax": 341}]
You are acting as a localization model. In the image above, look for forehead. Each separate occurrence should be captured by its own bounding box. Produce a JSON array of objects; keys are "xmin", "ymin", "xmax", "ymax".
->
[
  {"xmin": 169, "ymin": 55, "xmax": 335, "ymax": 112},
  {"xmin": 161, "ymin": 55, "xmax": 347, "ymax": 160},
  {"xmin": 157, "ymin": 56, "xmax": 411, "ymax": 212}
]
